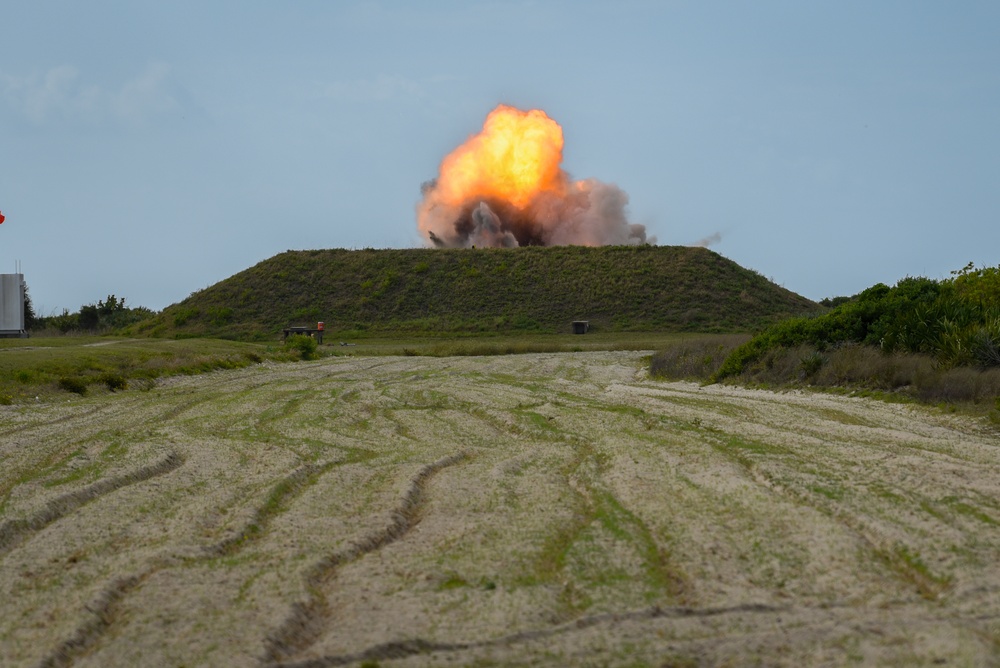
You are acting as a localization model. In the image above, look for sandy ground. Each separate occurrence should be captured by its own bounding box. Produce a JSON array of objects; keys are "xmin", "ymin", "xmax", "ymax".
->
[{"xmin": 1, "ymin": 351, "xmax": 999, "ymax": 667}]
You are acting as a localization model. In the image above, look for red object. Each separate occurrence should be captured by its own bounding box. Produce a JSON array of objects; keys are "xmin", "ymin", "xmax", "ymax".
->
[
  {"xmin": 0, "ymin": 211, "xmax": 5, "ymax": 224},
  {"xmin": 317, "ymin": 321, "xmax": 325, "ymax": 331}
]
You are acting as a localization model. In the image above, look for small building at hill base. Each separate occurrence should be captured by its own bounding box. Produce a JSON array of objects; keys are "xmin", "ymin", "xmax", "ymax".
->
[{"xmin": 0, "ymin": 274, "xmax": 27, "ymax": 338}]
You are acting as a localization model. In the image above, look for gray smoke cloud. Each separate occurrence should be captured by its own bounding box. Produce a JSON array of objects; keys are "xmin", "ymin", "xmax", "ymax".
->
[
  {"xmin": 418, "ymin": 178, "xmax": 653, "ymax": 248},
  {"xmin": 469, "ymin": 202, "xmax": 519, "ymax": 248},
  {"xmin": 693, "ymin": 232, "xmax": 722, "ymax": 248}
]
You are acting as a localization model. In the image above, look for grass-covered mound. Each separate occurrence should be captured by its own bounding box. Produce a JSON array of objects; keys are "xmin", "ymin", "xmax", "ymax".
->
[{"xmin": 128, "ymin": 246, "xmax": 818, "ymax": 340}]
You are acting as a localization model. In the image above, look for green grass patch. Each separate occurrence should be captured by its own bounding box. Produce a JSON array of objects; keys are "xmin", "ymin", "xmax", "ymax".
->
[
  {"xmin": 808, "ymin": 484, "xmax": 845, "ymax": 501},
  {"xmin": 942, "ymin": 496, "xmax": 999, "ymax": 526},
  {"xmin": 879, "ymin": 544, "xmax": 953, "ymax": 600},
  {"xmin": 519, "ymin": 410, "xmax": 560, "ymax": 433},
  {"xmin": 722, "ymin": 434, "xmax": 786, "ymax": 456},
  {"xmin": 436, "ymin": 573, "xmax": 470, "ymax": 591},
  {"xmin": 0, "ymin": 338, "xmax": 301, "ymax": 403}
]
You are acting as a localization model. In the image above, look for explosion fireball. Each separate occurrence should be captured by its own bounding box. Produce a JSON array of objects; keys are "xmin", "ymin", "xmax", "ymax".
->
[{"xmin": 417, "ymin": 104, "xmax": 649, "ymax": 248}]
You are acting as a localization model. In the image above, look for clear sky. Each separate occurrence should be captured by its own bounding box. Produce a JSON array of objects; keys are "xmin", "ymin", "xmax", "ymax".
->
[{"xmin": 2, "ymin": 1, "xmax": 999, "ymax": 314}]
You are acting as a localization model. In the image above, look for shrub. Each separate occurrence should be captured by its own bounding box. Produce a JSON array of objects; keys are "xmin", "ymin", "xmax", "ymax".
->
[
  {"xmin": 285, "ymin": 334, "xmax": 319, "ymax": 360},
  {"xmin": 713, "ymin": 266, "xmax": 1000, "ymax": 381},
  {"xmin": 970, "ymin": 318, "xmax": 1000, "ymax": 368},
  {"xmin": 208, "ymin": 307, "xmax": 234, "ymax": 326},
  {"xmin": 173, "ymin": 307, "xmax": 199, "ymax": 327},
  {"xmin": 101, "ymin": 373, "xmax": 128, "ymax": 392},
  {"xmin": 78, "ymin": 304, "xmax": 100, "ymax": 330},
  {"xmin": 59, "ymin": 377, "xmax": 88, "ymax": 395},
  {"xmin": 799, "ymin": 350, "xmax": 826, "ymax": 378}
]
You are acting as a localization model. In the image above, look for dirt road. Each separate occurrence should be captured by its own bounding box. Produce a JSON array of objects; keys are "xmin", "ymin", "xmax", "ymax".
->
[{"xmin": 2, "ymin": 351, "xmax": 999, "ymax": 666}]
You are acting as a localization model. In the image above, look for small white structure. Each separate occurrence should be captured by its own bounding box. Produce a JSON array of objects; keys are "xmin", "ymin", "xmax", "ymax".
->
[{"xmin": 0, "ymin": 273, "xmax": 27, "ymax": 338}]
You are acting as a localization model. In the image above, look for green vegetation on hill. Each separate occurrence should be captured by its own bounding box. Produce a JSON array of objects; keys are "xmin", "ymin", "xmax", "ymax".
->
[
  {"xmin": 128, "ymin": 246, "xmax": 818, "ymax": 340},
  {"xmin": 712, "ymin": 263, "xmax": 1000, "ymax": 382},
  {"xmin": 650, "ymin": 263, "xmax": 1000, "ymax": 414}
]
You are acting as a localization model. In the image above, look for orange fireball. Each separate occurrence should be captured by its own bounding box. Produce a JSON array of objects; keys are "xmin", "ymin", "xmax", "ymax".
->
[
  {"xmin": 417, "ymin": 104, "xmax": 649, "ymax": 248},
  {"xmin": 435, "ymin": 105, "xmax": 567, "ymax": 210}
]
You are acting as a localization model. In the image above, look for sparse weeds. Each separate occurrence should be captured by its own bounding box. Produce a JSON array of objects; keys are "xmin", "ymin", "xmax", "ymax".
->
[{"xmin": 650, "ymin": 334, "xmax": 750, "ymax": 381}]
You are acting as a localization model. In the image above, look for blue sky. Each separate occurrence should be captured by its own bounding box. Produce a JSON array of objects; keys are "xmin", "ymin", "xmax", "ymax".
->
[{"xmin": 2, "ymin": 1, "xmax": 998, "ymax": 314}]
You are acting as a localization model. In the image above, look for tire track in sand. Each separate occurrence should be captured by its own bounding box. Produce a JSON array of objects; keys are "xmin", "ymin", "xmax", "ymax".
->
[
  {"xmin": 261, "ymin": 452, "xmax": 471, "ymax": 665},
  {"xmin": 35, "ymin": 572, "xmax": 148, "ymax": 668},
  {"xmin": 0, "ymin": 450, "xmax": 184, "ymax": 558},
  {"xmin": 34, "ymin": 449, "xmax": 376, "ymax": 667},
  {"xmin": 272, "ymin": 602, "xmax": 790, "ymax": 667},
  {"xmin": 271, "ymin": 600, "xmax": 1000, "ymax": 668}
]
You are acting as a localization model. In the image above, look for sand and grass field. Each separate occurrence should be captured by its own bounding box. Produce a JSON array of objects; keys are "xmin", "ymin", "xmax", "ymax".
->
[{"xmin": 2, "ymin": 350, "xmax": 1000, "ymax": 666}]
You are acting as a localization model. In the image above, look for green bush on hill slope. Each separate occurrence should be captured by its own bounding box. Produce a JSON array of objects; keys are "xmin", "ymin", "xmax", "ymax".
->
[
  {"xmin": 712, "ymin": 264, "xmax": 1000, "ymax": 383},
  {"xmin": 127, "ymin": 246, "xmax": 818, "ymax": 340}
]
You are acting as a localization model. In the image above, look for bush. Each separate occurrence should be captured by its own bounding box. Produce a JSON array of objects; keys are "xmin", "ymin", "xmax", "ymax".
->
[
  {"xmin": 713, "ymin": 267, "xmax": 1000, "ymax": 382},
  {"xmin": 101, "ymin": 373, "xmax": 128, "ymax": 392},
  {"xmin": 173, "ymin": 307, "xmax": 199, "ymax": 327},
  {"xmin": 799, "ymin": 350, "xmax": 826, "ymax": 378},
  {"xmin": 59, "ymin": 377, "xmax": 89, "ymax": 395},
  {"xmin": 208, "ymin": 307, "xmax": 234, "ymax": 326},
  {"xmin": 285, "ymin": 334, "xmax": 319, "ymax": 360},
  {"xmin": 970, "ymin": 318, "xmax": 1000, "ymax": 368}
]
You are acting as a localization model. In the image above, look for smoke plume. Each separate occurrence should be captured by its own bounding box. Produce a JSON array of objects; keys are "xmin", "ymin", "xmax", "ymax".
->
[
  {"xmin": 417, "ymin": 105, "xmax": 650, "ymax": 248},
  {"xmin": 693, "ymin": 232, "xmax": 722, "ymax": 248}
]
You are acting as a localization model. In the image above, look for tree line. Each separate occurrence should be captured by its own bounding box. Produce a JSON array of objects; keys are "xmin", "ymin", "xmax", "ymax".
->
[{"xmin": 24, "ymin": 286, "xmax": 155, "ymax": 333}]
